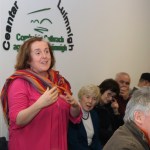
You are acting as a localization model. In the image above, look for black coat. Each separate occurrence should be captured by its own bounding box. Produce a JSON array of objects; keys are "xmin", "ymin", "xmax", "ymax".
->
[
  {"xmin": 0, "ymin": 137, "xmax": 8, "ymax": 150},
  {"xmin": 94, "ymin": 103, "xmax": 124, "ymax": 146},
  {"xmin": 68, "ymin": 110, "xmax": 102, "ymax": 150}
]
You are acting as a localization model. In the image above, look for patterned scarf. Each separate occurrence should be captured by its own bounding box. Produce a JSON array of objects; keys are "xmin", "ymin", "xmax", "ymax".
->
[{"xmin": 0, "ymin": 69, "xmax": 71, "ymax": 124}]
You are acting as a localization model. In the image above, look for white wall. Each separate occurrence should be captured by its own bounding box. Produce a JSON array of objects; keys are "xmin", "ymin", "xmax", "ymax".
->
[{"xmin": 0, "ymin": 0, "xmax": 150, "ymax": 138}]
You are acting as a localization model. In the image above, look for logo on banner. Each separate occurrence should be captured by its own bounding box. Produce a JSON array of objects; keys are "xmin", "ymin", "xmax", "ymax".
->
[{"xmin": 2, "ymin": 0, "xmax": 74, "ymax": 52}]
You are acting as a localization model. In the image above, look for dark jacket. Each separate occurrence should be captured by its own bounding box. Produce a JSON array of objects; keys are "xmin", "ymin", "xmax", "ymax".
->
[
  {"xmin": 94, "ymin": 103, "xmax": 123, "ymax": 146},
  {"xmin": 0, "ymin": 137, "xmax": 8, "ymax": 150},
  {"xmin": 117, "ymin": 95, "xmax": 130, "ymax": 118},
  {"xmin": 103, "ymin": 121, "xmax": 150, "ymax": 150},
  {"xmin": 68, "ymin": 110, "xmax": 102, "ymax": 150}
]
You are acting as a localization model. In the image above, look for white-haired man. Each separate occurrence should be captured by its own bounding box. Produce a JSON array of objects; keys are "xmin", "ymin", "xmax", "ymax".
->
[{"xmin": 115, "ymin": 72, "xmax": 131, "ymax": 118}]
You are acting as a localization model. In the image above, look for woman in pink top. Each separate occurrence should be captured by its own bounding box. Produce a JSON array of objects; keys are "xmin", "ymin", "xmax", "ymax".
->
[{"xmin": 1, "ymin": 37, "xmax": 82, "ymax": 150}]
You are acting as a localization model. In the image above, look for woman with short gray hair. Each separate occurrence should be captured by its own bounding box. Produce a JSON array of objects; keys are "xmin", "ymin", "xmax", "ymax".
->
[{"xmin": 68, "ymin": 84, "xmax": 102, "ymax": 150}]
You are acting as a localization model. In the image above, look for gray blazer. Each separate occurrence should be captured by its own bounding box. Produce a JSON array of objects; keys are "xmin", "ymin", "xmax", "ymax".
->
[{"xmin": 103, "ymin": 121, "xmax": 149, "ymax": 150}]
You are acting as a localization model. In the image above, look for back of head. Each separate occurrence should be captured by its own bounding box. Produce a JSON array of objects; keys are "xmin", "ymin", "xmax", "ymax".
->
[
  {"xmin": 124, "ymin": 87, "xmax": 150, "ymax": 122},
  {"xmin": 138, "ymin": 73, "xmax": 150, "ymax": 88},
  {"xmin": 139, "ymin": 73, "xmax": 150, "ymax": 82}
]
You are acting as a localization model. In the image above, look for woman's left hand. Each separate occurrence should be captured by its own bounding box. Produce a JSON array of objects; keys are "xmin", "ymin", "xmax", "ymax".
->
[
  {"xmin": 60, "ymin": 92, "xmax": 79, "ymax": 108},
  {"xmin": 60, "ymin": 92, "xmax": 81, "ymax": 118}
]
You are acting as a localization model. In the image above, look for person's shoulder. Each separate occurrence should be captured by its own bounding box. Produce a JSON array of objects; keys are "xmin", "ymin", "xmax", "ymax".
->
[
  {"xmin": 10, "ymin": 78, "xmax": 28, "ymax": 85},
  {"xmin": 9, "ymin": 78, "xmax": 30, "ymax": 90},
  {"xmin": 130, "ymin": 86, "xmax": 138, "ymax": 96},
  {"xmin": 103, "ymin": 126, "xmax": 140, "ymax": 150}
]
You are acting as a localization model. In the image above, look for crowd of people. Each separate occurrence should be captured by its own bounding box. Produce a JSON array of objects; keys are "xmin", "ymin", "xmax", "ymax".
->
[
  {"xmin": 103, "ymin": 87, "xmax": 150, "ymax": 150},
  {"xmin": 0, "ymin": 37, "xmax": 150, "ymax": 150}
]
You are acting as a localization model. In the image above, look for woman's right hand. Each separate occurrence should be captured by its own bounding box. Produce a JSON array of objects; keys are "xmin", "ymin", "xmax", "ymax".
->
[
  {"xmin": 16, "ymin": 86, "xmax": 58, "ymax": 126},
  {"xmin": 111, "ymin": 99, "xmax": 120, "ymax": 115},
  {"xmin": 37, "ymin": 86, "xmax": 58, "ymax": 108}
]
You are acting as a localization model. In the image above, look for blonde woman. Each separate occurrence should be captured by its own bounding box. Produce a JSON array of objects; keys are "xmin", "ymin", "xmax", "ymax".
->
[{"xmin": 68, "ymin": 84, "xmax": 102, "ymax": 150}]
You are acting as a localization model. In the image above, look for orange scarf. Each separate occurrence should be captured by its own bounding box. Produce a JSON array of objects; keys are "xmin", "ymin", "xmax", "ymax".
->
[{"xmin": 1, "ymin": 69, "xmax": 71, "ymax": 124}]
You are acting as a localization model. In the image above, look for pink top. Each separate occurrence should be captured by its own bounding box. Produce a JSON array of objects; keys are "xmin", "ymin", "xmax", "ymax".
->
[{"xmin": 8, "ymin": 78, "xmax": 81, "ymax": 150}]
